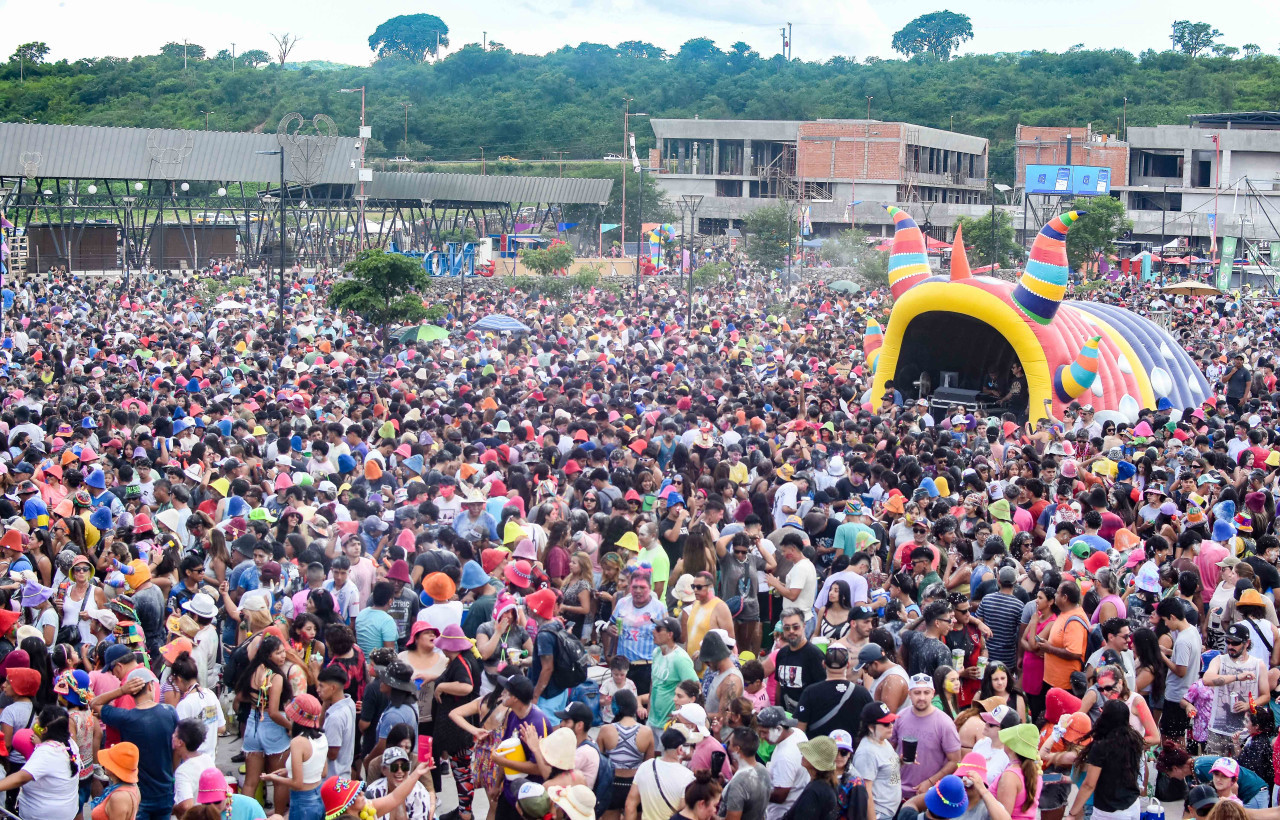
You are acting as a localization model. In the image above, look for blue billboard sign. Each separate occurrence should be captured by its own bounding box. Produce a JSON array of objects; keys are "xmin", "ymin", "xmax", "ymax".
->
[{"xmin": 1025, "ymin": 164, "xmax": 1113, "ymax": 197}]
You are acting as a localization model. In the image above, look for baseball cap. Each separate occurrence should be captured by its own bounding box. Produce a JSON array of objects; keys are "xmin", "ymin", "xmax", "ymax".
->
[
  {"xmin": 1225, "ymin": 623, "xmax": 1250, "ymax": 645},
  {"xmin": 554, "ymin": 701, "xmax": 595, "ymax": 727},
  {"xmin": 980, "ymin": 704, "xmax": 1022, "ymax": 730},
  {"xmin": 861, "ymin": 701, "xmax": 898, "ymax": 726},
  {"xmin": 757, "ymin": 706, "xmax": 796, "ymax": 728},
  {"xmin": 829, "ymin": 729, "xmax": 855, "ymax": 752},
  {"xmin": 1187, "ymin": 784, "xmax": 1219, "ymax": 813},
  {"xmin": 824, "ymin": 646, "xmax": 851, "ymax": 669},
  {"xmin": 1210, "ymin": 758, "xmax": 1240, "ymax": 778},
  {"xmin": 909, "ymin": 673, "xmax": 935, "ymax": 691},
  {"xmin": 851, "ymin": 605, "xmax": 875, "ymax": 620},
  {"xmin": 853, "ymin": 644, "xmax": 885, "ymax": 671}
]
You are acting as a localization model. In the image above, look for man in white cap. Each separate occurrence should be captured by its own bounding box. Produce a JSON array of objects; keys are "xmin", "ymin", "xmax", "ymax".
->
[{"xmin": 891, "ymin": 673, "xmax": 961, "ymax": 800}]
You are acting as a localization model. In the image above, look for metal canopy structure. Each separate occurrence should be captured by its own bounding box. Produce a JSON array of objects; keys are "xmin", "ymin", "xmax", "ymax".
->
[{"xmin": 0, "ymin": 121, "xmax": 612, "ymax": 273}]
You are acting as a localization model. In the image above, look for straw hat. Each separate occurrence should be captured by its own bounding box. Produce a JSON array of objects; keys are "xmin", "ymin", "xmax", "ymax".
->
[
  {"xmin": 798, "ymin": 736, "xmax": 838, "ymax": 772},
  {"xmin": 547, "ymin": 784, "xmax": 597, "ymax": 820},
  {"xmin": 539, "ymin": 727, "xmax": 579, "ymax": 770}
]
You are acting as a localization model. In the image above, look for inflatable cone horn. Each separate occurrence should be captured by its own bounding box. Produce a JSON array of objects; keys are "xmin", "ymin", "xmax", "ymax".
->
[
  {"xmin": 1012, "ymin": 210, "xmax": 1085, "ymax": 325},
  {"xmin": 863, "ymin": 317, "xmax": 883, "ymax": 371},
  {"xmin": 884, "ymin": 206, "xmax": 931, "ymax": 299},
  {"xmin": 1054, "ymin": 335, "xmax": 1102, "ymax": 402},
  {"xmin": 949, "ymin": 223, "xmax": 972, "ymax": 281}
]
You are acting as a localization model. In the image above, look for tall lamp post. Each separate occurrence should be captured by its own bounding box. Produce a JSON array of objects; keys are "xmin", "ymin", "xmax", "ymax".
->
[
  {"xmin": 678, "ymin": 194, "xmax": 703, "ymax": 328},
  {"xmin": 340, "ymin": 86, "xmax": 368, "ymax": 253},
  {"xmin": 990, "ymin": 182, "xmax": 1011, "ymax": 268},
  {"xmin": 622, "ymin": 103, "xmax": 648, "ymax": 275},
  {"xmin": 121, "ymin": 196, "xmax": 136, "ymax": 289},
  {"xmin": 256, "ymin": 148, "xmax": 287, "ymax": 331}
]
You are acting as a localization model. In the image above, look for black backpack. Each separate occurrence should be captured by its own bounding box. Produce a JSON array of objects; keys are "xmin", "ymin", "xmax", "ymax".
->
[
  {"xmin": 583, "ymin": 739, "xmax": 615, "ymax": 808},
  {"xmin": 538, "ymin": 621, "xmax": 589, "ymax": 690}
]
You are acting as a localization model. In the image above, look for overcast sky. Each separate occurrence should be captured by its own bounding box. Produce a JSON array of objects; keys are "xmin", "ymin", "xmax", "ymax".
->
[{"xmin": 4, "ymin": 0, "xmax": 1274, "ymax": 66}]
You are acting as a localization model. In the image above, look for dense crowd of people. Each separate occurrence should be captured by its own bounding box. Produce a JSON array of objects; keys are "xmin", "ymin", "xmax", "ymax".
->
[{"xmin": 0, "ymin": 257, "xmax": 1273, "ymax": 820}]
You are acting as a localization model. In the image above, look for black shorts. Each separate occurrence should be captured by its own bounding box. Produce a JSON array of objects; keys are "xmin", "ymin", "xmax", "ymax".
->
[{"xmin": 609, "ymin": 774, "xmax": 635, "ymax": 811}]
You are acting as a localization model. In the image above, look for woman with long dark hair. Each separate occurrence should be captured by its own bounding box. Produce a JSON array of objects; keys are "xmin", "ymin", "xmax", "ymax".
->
[
  {"xmin": 0, "ymin": 704, "xmax": 82, "ymax": 818},
  {"xmin": 238, "ymin": 634, "xmax": 294, "ymax": 810},
  {"xmin": 815, "ymin": 580, "xmax": 852, "ymax": 641},
  {"xmin": 1066, "ymin": 699, "xmax": 1146, "ymax": 820},
  {"xmin": 1131, "ymin": 627, "xmax": 1167, "ymax": 722}
]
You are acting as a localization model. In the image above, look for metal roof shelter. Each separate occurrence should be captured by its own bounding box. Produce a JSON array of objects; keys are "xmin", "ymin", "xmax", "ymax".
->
[
  {"xmin": 1188, "ymin": 112, "xmax": 1280, "ymax": 130},
  {"xmin": 366, "ymin": 172, "xmax": 612, "ymax": 206},
  {"xmin": 0, "ymin": 121, "xmax": 613, "ymax": 272}
]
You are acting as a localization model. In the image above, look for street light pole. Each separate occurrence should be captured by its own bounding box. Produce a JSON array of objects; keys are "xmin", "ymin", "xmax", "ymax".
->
[
  {"xmin": 201, "ymin": 110, "xmax": 212, "ymax": 130},
  {"xmin": 622, "ymin": 102, "xmax": 648, "ymax": 274},
  {"xmin": 634, "ymin": 166, "xmax": 644, "ymax": 303}
]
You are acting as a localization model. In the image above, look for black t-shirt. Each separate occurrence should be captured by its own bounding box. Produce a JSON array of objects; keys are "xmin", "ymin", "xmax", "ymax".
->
[
  {"xmin": 783, "ymin": 779, "xmax": 839, "ymax": 820},
  {"xmin": 1087, "ymin": 738, "xmax": 1141, "ymax": 812},
  {"xmin": 659, "ymin": 514, "xmax": 685, "ymax": 565},
  {"xmin": 774, "ymin": 642, "xmax": 826, "ymax": 713},
  {"xmin": 1245, "ymin": 556, "xmax": 1280, "ymax": 594},
  {"xmin": 434, "ymin": 653, "xmax": 482, "ymax": 754},
  {"xmin": 796, "ymin": 680, "xmax": 872, "ymax": 739}
]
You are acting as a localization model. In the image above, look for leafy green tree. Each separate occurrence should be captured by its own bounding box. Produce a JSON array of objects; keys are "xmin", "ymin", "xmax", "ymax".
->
[
  {"xmin": 1065, "ymin": 196, "xmax": 1132, "ymax": 274},
  {"xmin": 676, "ymin": 38, "xmax": 725, "ymax": 64},
  {"xmin": 1243, "ymin": 43, "xmax": 1261, "ymax": 58},
  {"xmin": 369, "ymin": 14, "xmax": 451, "ymax": 63},
  {"xmin": 240, "ymin": 49, "xmax": 271, "ymax": 67},
  {"xmin": 617, "ymin": 41, "xmax": 666, "ymax": 59},
  {"xmin": 1170, "ymin": 21, "xmax": 1222, "ymax": 56},
  {"xmin": 327, "ymin": 249, "xmax": 431, "ymax": 346},
  {"xmin": 11, "ymin": 42, "xmax": 49, "ymax": 65},
  {"xmin": 729, "ymin": 42, "xmax": 759, "ymax": 68},
  {"xmin": 1211, "ymin": 45, "xmax": 1239, "ymax": 59},
  {"xmin": 744, "ymin": 203, "xmax": 793, "ymax": 270},
  {"xmin": 160, "ymin": 42, "xmax": 205, "ymax": 60},
  {"xmin": 955, "ymin": 210, "xmax": 1022, "ymax": 269},
  {"xmin": 891, "ymin": 11, "xmax": 974, "ymax": 60},
  {"xmin": 518, "ymin": 242, "xmax": 574, "ymax": 276}
]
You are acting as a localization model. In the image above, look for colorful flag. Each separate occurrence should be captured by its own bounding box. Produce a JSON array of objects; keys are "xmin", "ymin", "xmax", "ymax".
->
[
  {"xmin": 600, "ymin": 223, "xmax": 620, "ymax": 233},
  {"xmin": 555, "ymin": 222, "xmax": 579, "ymax": 232},
  {"xmin": 1207, "ymin": 214, "xmax": 1217, "ymax": 253},
  {"xmin": 1140, "ymin": 251, "xmax": 1153, "ymax": 282},
  {"xmin": 1218, "ymin": 236, "xmax": 1237, "ymax": 290},
  {"xmin": 799, "ymin": 206, "xmax": 812, "ymax": 237}
]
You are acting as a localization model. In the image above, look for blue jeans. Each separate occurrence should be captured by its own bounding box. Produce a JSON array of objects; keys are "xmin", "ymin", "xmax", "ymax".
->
[{"xmin": 290, "ymin": 783, "xmax": 324, "ymax": 820}]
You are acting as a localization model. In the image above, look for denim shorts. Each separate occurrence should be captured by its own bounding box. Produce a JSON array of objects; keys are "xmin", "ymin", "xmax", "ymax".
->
[
  {"xmin": 243, "ymin": 710, "xmax": 291, "ymax": 756},
  {"xmin": 290, "ymin": 783, "xmax": 324, "ymax": 820}
]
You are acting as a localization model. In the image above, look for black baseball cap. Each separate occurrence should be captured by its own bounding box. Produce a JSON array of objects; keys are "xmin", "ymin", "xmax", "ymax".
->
[
  {"xmin": 853, "ymin": 644, "xmax": 886, "ymax": 671},
  {"xmin": 554, "ymin": 702, "xmax": 595, "ymax": 726},
  {"xmin": 1187, "ymin": 784, "xmax": 1218, "ymax": 813},
  {"xmin": 851, "ymin": 605, "xmax": 875, "ymax": 621},
  {"xmin": 861, "ymin": 701, "xmax": 898, "ymax": 726},
  {"xmin": 1225, "ymin": 623, "xmax": 1249, "ymax": 644}
]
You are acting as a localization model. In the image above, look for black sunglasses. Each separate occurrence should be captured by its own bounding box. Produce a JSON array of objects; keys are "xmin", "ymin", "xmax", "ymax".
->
[{"xmin": 389, "ymin": 761, "xmax": 411, "ymax": 773}]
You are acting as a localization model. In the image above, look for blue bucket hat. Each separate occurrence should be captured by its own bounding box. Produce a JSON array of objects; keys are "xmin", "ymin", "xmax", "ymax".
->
[
  {"xmin": 89, "ymin": 506, "xmax": 113, "ymax": 531},
  {"xmin": 337, "ymin": 454, "xmax": 356, "ymax": 474},
  {"xmin": 403, "ymin": 454, "xmax": 425, "ymax": 475},
  {"xmin": 85, "ymin": 468, "xmax": 106, "ymax": 489},
  {"xmin": 1213, "ymin": 519, "xmax": 1236, "ymax": 542},
  {"xmin": 1116, "ymin": 461, "xmax": 1137, "ymax": 482},
  {"xmin": 226, "ymin": 496, "xmax": 250, "ymax": 518},
  {"xmin": 925, "ymin": 775, "xmax": 969, "ymax": 820},
  {"xmin": 459, "ymin": 560, "xmax": 489, "ymax": 590}
]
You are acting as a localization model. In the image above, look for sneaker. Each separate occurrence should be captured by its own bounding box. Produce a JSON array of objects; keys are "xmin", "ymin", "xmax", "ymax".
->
[{"xmin": 231, "ymin": 751, "xmax": 246, "ymax": 763}]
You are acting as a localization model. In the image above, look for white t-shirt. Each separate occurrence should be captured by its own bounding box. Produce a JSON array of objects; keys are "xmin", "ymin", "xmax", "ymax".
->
[
  {"xmin": 176, "ymin": 686, "xmax": 225, "ymax": 758},
  {"xmin": 174, "ymin": 753, "xmax": 217, "ymax": 806},
  {"xmin": 324, "ymin": 696, "xmax": 357, "ymax": 778},
  {"xmin": 635, "ymin": 758, "xmax": 696, "ymax": 820},
  {"xmin": 786, "ymin": 559, "xmax": 819, "ymax": 615},
  {"xmin": 773, "ymin": 483, "xmax": 799, "ymax": 530},
  {"xmin": 766, "ymin": 729, "xmax": 810, "ymax": 820},
  {"xmin": 19, "ymin": 740, "xmax": 81, "ymax": 820}
]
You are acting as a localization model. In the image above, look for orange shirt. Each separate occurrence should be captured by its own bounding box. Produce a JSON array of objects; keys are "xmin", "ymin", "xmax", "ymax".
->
[{"xmin": 1043, "ymin": 605, "xmax": 1089, "ymax": 690}]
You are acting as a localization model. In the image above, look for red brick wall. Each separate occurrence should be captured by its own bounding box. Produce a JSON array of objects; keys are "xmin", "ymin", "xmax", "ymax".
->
[
  {"xmin": 1015, "ymin": 125, "xmax": 1129, "ymax": 186},
  {"xmin": 796, "ymin": 122, "xmax": 904, "ymax": 181}
]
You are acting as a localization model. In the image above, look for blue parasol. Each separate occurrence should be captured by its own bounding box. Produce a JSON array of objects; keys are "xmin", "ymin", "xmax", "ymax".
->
[{"xmin": 471, "ymin": 315, "xmax": 531, "ymax": 334}]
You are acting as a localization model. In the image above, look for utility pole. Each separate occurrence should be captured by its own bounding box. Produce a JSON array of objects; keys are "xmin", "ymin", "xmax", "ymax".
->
[
  {"xmin": 340, "ymin": 86, "xmax": 368, "ymax": 252},
  {"xmin": 864, "ymin": 96, "xmax": 873, "ymax": 180},
  {"xmin": 483, "ymin": 31, "xmax": 487, "ymax": 51},
  {"xmin": 480, "ymin": 147, "xmax": 485, "ymax": 175},
  {"xmin": 555, "ymin": 151, "xmax": 568, "ymax": 177},
  {"xmin": 622, "ymin": 98, "xmax": 631, "ymax": 260},
  {"xmin": 990, "ymin": 180, "xmax": 997, "ymax": 268},
  {"xmin": 1123, "ymin": 96, "xmax": 1128, "ymax": 140},
  {"xmin": 1161, "ymin": 182, "xmax": 1167, "ymax": 256},
  {"xmin": 183, "ymin": 39, "xmax": 189, "ymax": 71},
  {"xmin": 201, "ymin": 110, "xmax": 212, "ymax": 130}
]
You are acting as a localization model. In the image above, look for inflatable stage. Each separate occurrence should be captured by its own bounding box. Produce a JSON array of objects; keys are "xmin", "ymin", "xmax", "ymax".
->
[{"xmin": 864, "ymin": 207, "xmax": 1212, "ymax": 424}]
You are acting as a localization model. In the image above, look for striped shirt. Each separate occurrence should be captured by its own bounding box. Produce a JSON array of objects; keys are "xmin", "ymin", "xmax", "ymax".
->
[{"xmin": 975, "ymin": 590, "xmax": 1027, "ymax": 666}]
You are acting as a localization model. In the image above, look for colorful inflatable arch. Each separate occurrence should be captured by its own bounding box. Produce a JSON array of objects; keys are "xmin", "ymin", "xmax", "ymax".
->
[{"xmin": 867, "ymin": 207, "xmax": 1211, "ymax": 424}]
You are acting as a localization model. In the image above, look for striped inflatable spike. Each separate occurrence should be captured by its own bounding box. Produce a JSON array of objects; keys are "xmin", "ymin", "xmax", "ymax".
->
[
  {"xmin": 949, "ymin": 223, "xmax": 972, "ymax": 281},
  {"xmin": 1053, "ymin": 335, "xmax": 1102, "ymax": 401},
  {"xmin": 1012, "ymin": 210, "xmax": 1086, "ymax": 325},
  {"xmin": 884, "ymin": 205, "xmax": 932, "ymax": 299},
  {"xmin": 863, "ymin": 317, "xmax": 883, "ymax": 371}
]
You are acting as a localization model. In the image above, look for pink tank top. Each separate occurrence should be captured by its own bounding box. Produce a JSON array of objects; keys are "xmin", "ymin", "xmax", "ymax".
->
[
  {"xmin": 1090, "ymin": 594, "xmax": 1127, "ymax": 624},
  {"xmin": 1001, "ymin": 759, "xmax": 1042, "ymax": 820}
]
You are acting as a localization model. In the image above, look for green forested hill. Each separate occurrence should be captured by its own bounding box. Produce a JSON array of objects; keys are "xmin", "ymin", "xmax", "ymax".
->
[{"xmin": 4, "ymin": 42, "xmax": 1280, "ymax": 180}]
